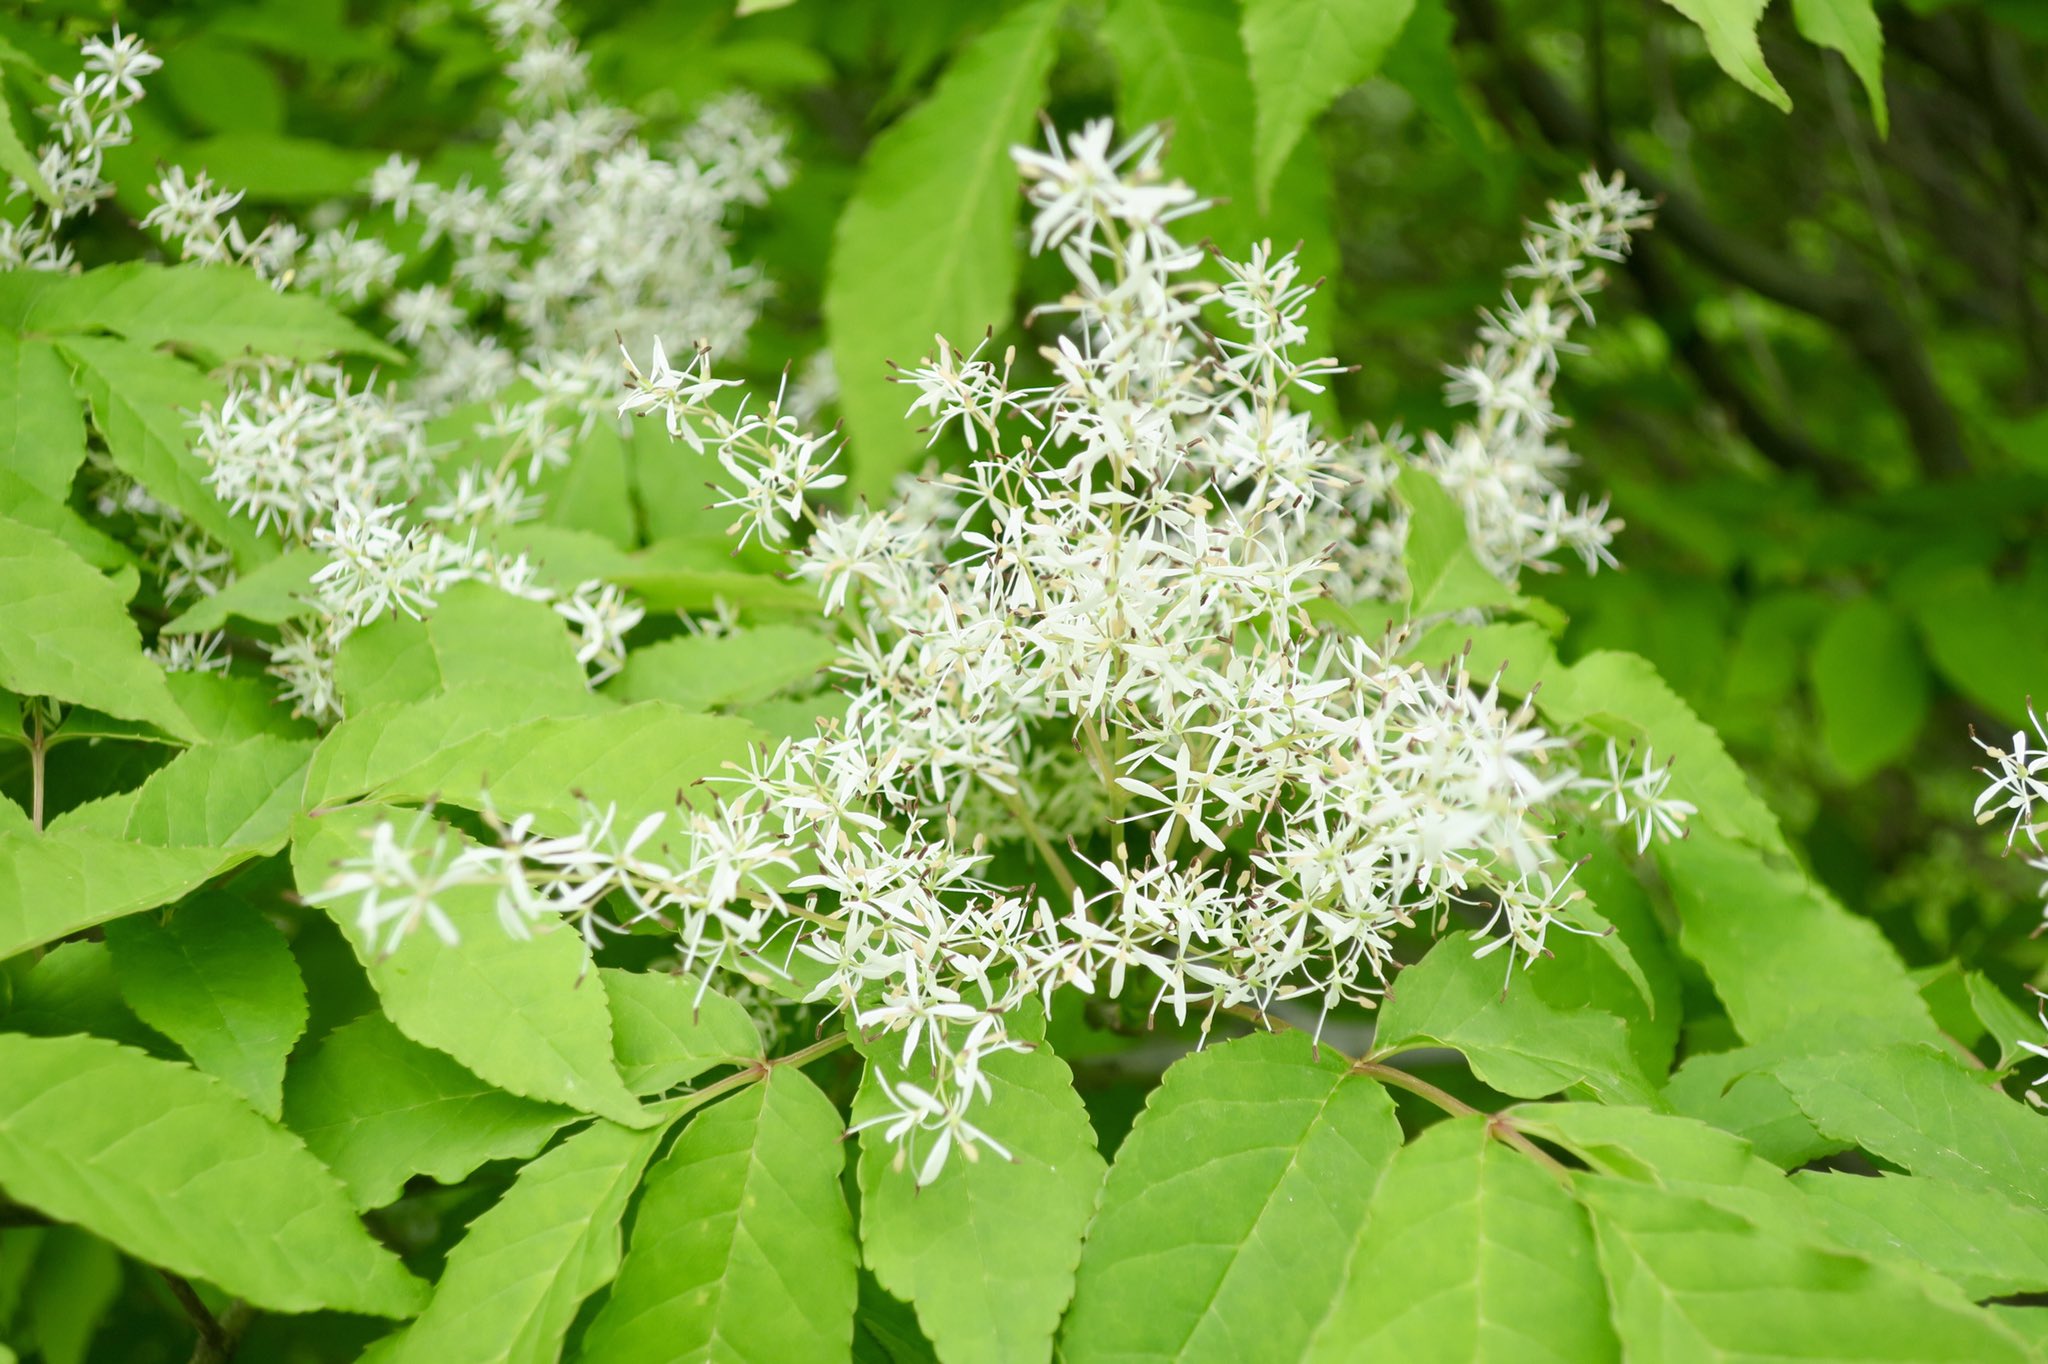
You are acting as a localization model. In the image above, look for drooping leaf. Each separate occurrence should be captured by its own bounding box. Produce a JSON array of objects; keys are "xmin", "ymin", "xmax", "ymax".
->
[
  {"xmin": 102, "ymin": 894, "xmax": 308, "ymax": 1118},
  {"xmin": 855, "ymin": 1039, "xmax": 1105, "ymax": 1364},
  {"xmin": 825, "ymin": 0, "xmax": 1061, "ymax": 499},
  {"xmin": 1239, "ymin": 0, "xmax": 1415, "ymax": 205},
  {"xmin": 1373, "ymin": 932, "xmax": 1656, "ymax": 1104},
  {"xmin": 1656, "ymin": 0, "xmax": 1792, "ymax": 112},
  {"xmin": 1967, "ymin": 973, "xmax": 2043, "ymax": 1074},
  {"xmin": 281, "ymin": 1013, "xmax": 579, "ymax": 1211},
  {"xmin": 1305, "ymin": 1116, "xmax": 1618, "ymax": 1363},
  {"xmin": 1655, "ymin": 831, "xmax": 1943, "ymax": 1050},
  {"xmin": 601, "ymin": 967, "xmax": 764, "ymax": 1095},
  {"xmin": 376, "ymin": 1112, "xmax": 673, "ymax": 1364},
  {"xmin": 0, "ymin": 335, "xmax": 88, "ymax": 502},
  {"xmin": 58, "ymin": 336, "xmax": 267, "ymax": 565},
  {"xmin": 290, "ymin": 805, "xmax": 650, "ymax": 1127},
  {"xmin": 1794, "ymin": 1171, "xmax": 2048, "ymax": 1301},
  {"xmin": 1789, "ymin": 0, "xmax": 1887, "ymax": 135},
  {"xmin": 577, "ymin": 1068, "xmax": 858, "ymax": 1363},
  {"xmin": 1775, "ymin": 1044, "xmax": 2048, "ymax": 1211},
  {"xmin": 1579, "ymin": 1174, "xmax": 2031, "ymax": 1362},
  {"xmin": 0, "ymin": 516, "xmax": 197, "ymax": 741},
  {"xmin": 1062, "ymin": 1031, "xmax": 1401, "ymax": 1364},
  {"xmin": 0, "ymin": 1033, "xmax": 426, "ymax": 1316}
]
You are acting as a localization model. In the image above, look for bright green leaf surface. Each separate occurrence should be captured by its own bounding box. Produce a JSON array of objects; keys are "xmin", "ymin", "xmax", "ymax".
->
[
  {"xmin": 607, "ymin": 625, "xmax": 837, "ymax": 712},
  {"xmin": 103, "ymin": 894, "xmax": 308, "ymax": 1117},
  {"xmin": 1656, "ymin": 0, "xmax": 1791, "ymax": 111},
  {"xmin": 1240, "ymin": 0, "xmax": 1415, "ymax": 206},
  {"xmin": 0, "ymin": 831, "xmax": 229, "ymax": 959},
  {"xmin": 578, "ymin": 1068, "xmax": 858, "ymax": 1363},
  {"xmin": 1808, "ymin": 595, "xmax": 1927, "ymax": 780},
  {"xmin": 0, "ymin": 336, "xmax": 87, "ymax": 502},
  {"xmin": 0, "ymin": 1034, "xmax": 426, "ymax": 1316},
  {"xmin": 602, "ymin": 967, "xmax": 764, "ymax": 1095},
  {"xmin": 1063, "ymin": 1031, "xmax": 1401, "ymax": 1364},
  {"xmin": 282, "ymin": 1013, "xmax": 579, "ymax": 1211},
  {"xmin": 1794, "ymin": 1171, "xmax": 2048, "ymax": 1301}
]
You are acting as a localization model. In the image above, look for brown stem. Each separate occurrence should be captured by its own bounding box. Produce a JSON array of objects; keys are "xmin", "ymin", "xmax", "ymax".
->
[
  {"xmin": 1352, "ymin": 1060, "xmax": 1574, "ymax": 1178},
  {"xmin": 28, "ymin": 707, "xmax": 46, "ymax": 833},
  {"xmin": 158, "ymin": 1271, "xmax": 248, "ymax": 1363}
]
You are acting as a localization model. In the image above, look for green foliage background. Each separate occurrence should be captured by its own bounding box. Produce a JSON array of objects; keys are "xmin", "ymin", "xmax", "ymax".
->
[{"xmin": 4, "ymin": 0, "xmax": 2048, "ymax": 1360}]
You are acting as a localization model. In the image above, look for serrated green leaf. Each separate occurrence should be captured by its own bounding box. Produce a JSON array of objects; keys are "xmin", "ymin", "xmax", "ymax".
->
[
  {"xmin": 290, "ymin": 805, "xmax": 649, "ymax": 1127},
  {"xmin": 159, "ymin": 548, "xmax": 321, "ymax": 635},
  {"xmin": 1544, "ymin": 650, "xmax": 1784, "ymax": 853},
  {"xmin": 281, "ymin": 1013, "xmax": 579, "ymax": 1211},
  {"xmin": 333, "ymin": 580, "xmax": 591, "ymax": 712},
  {"xmin": 1775, "ymin": 1044, "xmax": 2048, "ymax": 1210},
  {"xmin": 607, "ymin": 625, "xmax": 837, "ymax": 712},
  {"xmin": 0, "ymin": 335, "xmax": 87, "ymax": 501},
  {"xmin": 1373, "ymin": 932, "xmax": 1656, "ymax": 1103},
  {"xmin": 164, "ymin": 670, "xmax": 316, "ymax": 746},
  {"xmin": 1580, "ymin": 1174, "xmax": 2031, "ymax": 1362},
  {"xmin": 120, "ymin": 734, "xmax": 313, "ymax": 851},
  {"xmin": 29, "ymin": 262, "xmax": 401, "ymax": 364},
  {"xmin": 1655, "ymin": 831, "xmax": 1943, "ymax": 1050},
  {"xmin": 1395, "ymin": 465, "xmax": 1521, "ymax": 617},
  {"xmin": 1790, "ymin": 0, "xmax": 1887, "ymax": 135},
  {"xmin": 0, "ymin": 830, "xmax": 230, "ymax": 959},
  {"xmin": 3, "ymin": 941, "xmax": 165, "ymax": 1055},
  {"xmin": 826, "ymin": 0, "xmax": 1061, "ymax": 499},
  {"xmin": 1808, "ymin": 595, "xmax": 1926, "ymax": 779},
  {"xmin": 855, "ymin": 1040, "xmax": 1104, "ymax": 1364},
  {"xmin": 578, "ymin": 1068, "xmax": 858, "ymax": 1363},
  {"xmin": 303, "ymin": 684, "xmax": 609, "ymax": 810},
  {"xmin": 368, "ymin": 701, "xmax": 762, "ymax": 835},
  {"xmin": 602, "ymin": 967, "xmax": 764, "ymax": 1095},
  {"xmin": 58, "ymin": 336, "xmax": 267, "ymax": 565},
  {"xmin": 1795, "ymin": 1170, "xmax": 2048, "ymax": 1301},
  {"xmin": 1305, "ymin": 1115, "xmax": 1617, "ymax": 1363},
  {"xmin": 1657, "ymin": 0, "xmax": 1792, "ymax": 112},
  {"xmin": 1063, "ymin": 1031, "xmax": 1401, "ymax": 1364},
  {"xmin": 1965, "ymin": 973, "xmax": 2041, "ymax": 1075},
  {"xmin": 0, "ymin": 1033, "xmax": 426, "ymax": 1316},
  {"xmin": 1664, "ymin": 1048, "xmax": 1847, "ymax": 1169},
  {"xmin": 0, "ymin": 516, "xmax": 197, "ymax": 741},
  {"xmin": 0, "ymin": 96, "xmax": 55, "ymax": 209},
  {"xmin": 1240, "ymin": 0, "xmax": 1415, "ymax": 206},
  {"xmin": 377, "ymin": 1112, "xmax": 673, "ymax": 1364},
  {"xmin": 102, "ymin": 895, "xmax": 307, "ymax": 1118}
]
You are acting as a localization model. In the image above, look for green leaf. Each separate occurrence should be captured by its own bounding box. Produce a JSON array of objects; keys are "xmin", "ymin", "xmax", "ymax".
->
[
  {"xmin": 290, "ymin": 805, "xmax": 650, "ymax": 1127},
  {"xmin": 377, "ymin": 1112, "xmax": 673, "ymax": 1364},
  {"xmin": 0, "ymin": 336, "xmax": 87, "ymax": 501},
  {"xmin": 1790, "ymin": 0, "xmax": 1887, "ymax": 135},
  {"xmin": 3, "ymin": 941, "xmax": 165, "ymax": 1054},
  {"xmin": 281, "ymin": 1013, "xmax": 579, "ymax": 1211},
  {"xmin": 1104, "ymin": 0, "xmax": 1258, "ymax": 255},
  {"xmin": 59, "ymin": 336, "xmax": 267, "ymax": 566},
  {"xmin": 825, "ymin": 0, "xmax": 1061, "ymax": 500},
  {"xmin": 1966, "ymin": 973, "xmax": 2041, "ymax": 1075},
  {"xmin": 303, "ymin": 684, "xmax": 609, "ymax": 810},
  {"xmin": 102, "ymin": 894, "xmax": 308, "ymax": 1118},
  {"xmin": 176, "ymin": 133, "xmax": 384, "ymax": 202},
  {"xmin": 1374, "ymin": 932, "xmax": 1656, "ymax": 1104},
  {"xmin": 29, "ymin": 262, "xmax": 401, "ymax": 365},
  {"xmin": 333, "ymin": 580, "xmax": 591, "ymax": 712},
  {"xmin": 1794, "ymin": 1170, "xmax": 2048, "ymax": 1301},
  {"xmin": 1544, "ymin": 650, "xmax": 1784, "ymax": 853},
  {"xmin": 165, "ymin": 670, "xmax": 316, "ymax": 746},
  {"xmin": 0, "ymin": 96, "xmax": 55, "ymax": 209},
  {"xmin": 160, "ymin": 548, "xmax": 321, "ymax": 635},
  {"xmin": 13, "ymin": 1227, "xmax": 119, "ymax": 1364},
  {"xmin": 607, "ymin": 625, "xmax": 837, "ymax": 712},
  {"xmin": 0, "ymin": 516, "xmax": 197, "ymax": 741},
  {"xmin": 602, "ymin": 967, "xmax": 764, "ymax": 1095},
  {"xmin": 1063, "ymin": 1031, "xmax": 1401, "ymax": 1364},
  {"xmin": 1656, "ymin": 0, "xmax": 1792, "ymax": 112},
  {"xmin": 120, "ymin": 734, "xmax": 313, "ymax": 851},
  {"xmin": 613, "ymin": 538, "xmax": 821, "ymax": 616},
  {"xmin": 1240, "ymin": 0, "xmax": 1415, "ymax": 206},
  {"xmin": 1305, "ymin": 1116, "xmax": 1617, "ymax": 1362},
  {"xmin": 1381, "ymin": 0, "xmax": 1504, "ymax": 183},
  {"xmin": 367, "ymin": 701, "xmax": 763, "ymax": 835},
  {"xmin": 1394, "ymin": 466, "xmax": 1520, "ymax": 617},
  {"xmin": 1579, "ymin": 1174, "xmax": 2031, "ymax": 1362},
  {"xmin": 855, "ymin": 1040, "xmax": 1105, "ymax": 1364},
  {"xmin": 578, "ymin": 1068, "xmax": 858, "ymax": 1363},
  {"xmin": 1775, "ymin": 1044, "xmax": 2048, "ymax": 1211},
  {"xmin": 1655, "ymin": 831, "xmax": 1943, "ymax": 1050},
  {"xmin": 1808, "ymin": 595, "xmax": 1927, "ymax": 780},
  {"xmin": 0, "ymin": 830, "xmax": 230, "ymax": 959},
  {"xmin": 0, "ymin": 1033, "xmax": 426, "ymax": 1316},
  {"xmin": 1664, "ymin": 1048, "xmax": 1846, "ymax": 1169}
]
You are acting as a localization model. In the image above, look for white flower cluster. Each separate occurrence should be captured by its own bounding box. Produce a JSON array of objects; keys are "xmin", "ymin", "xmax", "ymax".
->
[
  {"xmin": 0, "ymin": 29, "xmax": 159, "ymax": 271},
  {"xmin": 1972, "ymin": 706, "xmax": 2048, "ymax": 922},
  {"xmin": 325, "ymin": 121, "xmax": 1684, "ymax": 1183}
]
